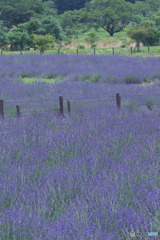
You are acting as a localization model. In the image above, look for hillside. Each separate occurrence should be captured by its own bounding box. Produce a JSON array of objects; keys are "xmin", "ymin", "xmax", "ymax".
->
[{"xmin": 59, "ymin": 26, "xmax": 139, "ymax": 49}]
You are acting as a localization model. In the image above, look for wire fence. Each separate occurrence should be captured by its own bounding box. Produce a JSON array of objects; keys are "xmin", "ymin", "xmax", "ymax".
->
[
  {"xmin": 1, "ymin": 45, "xmax": 160, "ymax": 56},
  {"xmin": 1, "ymin": 92, "xmax": 160, "ymax": 120},
  {"xmin": 2, "ymin": 93, "xmax": 160, "ymax": 104}
]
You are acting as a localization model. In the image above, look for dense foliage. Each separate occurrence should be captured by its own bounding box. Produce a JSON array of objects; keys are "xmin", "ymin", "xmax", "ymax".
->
[
  {"xmin": 0, "ymin": 0, "xmax": 160, "ymax": 50},
  {"xmin": 1, "ymin": 54, "xmax": 160, "ymax": 238},
  {"xmin": 83, "ymin": 0, "xmax": 133, "ymax": 36},
  {"xmin": 51, "ymin": 0, "xmax": 92, "ymax": 14},
  {"xmin": 0, "ymin": 0, "xmax": 44, "ymax": 28}
]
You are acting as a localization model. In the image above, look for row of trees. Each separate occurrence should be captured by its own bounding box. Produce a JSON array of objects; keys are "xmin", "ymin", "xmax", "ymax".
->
[
  {"xmin": 0, "ymin": 0, "xmax": 160, "ymax": 51},
  {"xmin": 0, "ymin": 0, "xmax": 92, "ymax": 28},
  {"xmin": 0, "ymin": 0, "xmax": 155, "ymax": 28},
  {"xmin": 0, "ymin": 16, "xmax": 66, "ymax": 51}
]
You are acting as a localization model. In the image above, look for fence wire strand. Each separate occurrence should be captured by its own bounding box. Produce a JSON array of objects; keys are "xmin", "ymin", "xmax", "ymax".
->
[
  {"xmin": 2, "ymin": 92, "xmax": 160, "ymax": 105},
  {"xmin": 1, "ymin": 93, "xmax": 160, "ymax": 119}
]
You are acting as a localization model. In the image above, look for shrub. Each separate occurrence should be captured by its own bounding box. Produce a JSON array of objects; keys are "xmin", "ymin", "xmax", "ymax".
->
[
  {"xmin": 85, "ymin": 32, "xmax": 98, "ymax": 48},
  {"xmin": 81, "ymin": 73, "xmax": 101, "ymax": 83},
  {"xmin": 123, "ymin": 74, "xmax": 141, "ymax": 84},
  {"xmin": 90, "ymin": 73, "xmax": 101, "ymax": 83},
  {"xmin": 81, "ymin": 74, "xmax": 91, "ymax": 82},
  {"xmin": 77, "ymin": 44, "xmax": 85, "ymax": 49},
  {"xmin": 20, "ymin": 72, "xmax": 36, "ymax": 78},
  {"xmin": 144, "ymin": 77, "xmax": 153, "ymax": 83},
  {"xmin": 44, "ymin": 73, "xmax": 57, "ymax": 79}
]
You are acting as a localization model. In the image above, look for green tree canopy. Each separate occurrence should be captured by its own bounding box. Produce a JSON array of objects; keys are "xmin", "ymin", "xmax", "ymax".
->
[
  {"xmin": 59, "ymin": 10, "xmax": 80, "ymax": 30},
  {"xmin": 0, "ymin": 21, "xmax": 8, "ymax": 49},
  {"xmin": 127, "ymin": 25, "xmax": 160, "ymax": 49},
  {"xmin": 42, "ymin": 1, "xmax": 58, "ymax": 16},
  {"xmin": 33, "ymin": 34, "xmax": 54, "ymax": 52},
  {"xmin": 133, "ymin": 1, "xmax": 150, "ymax": 17},
  {"xmin": 85, "ymin": 32, "xmax": 99, "ymax": 48},
  {"xmin": 84, "ymin": 0, "xmax": 133, "ymax": 36},
  {"xmin": 147, "ymin": 0, "xmax": 160, "ymax": 12},
  {"xmin": 0, "ymin": 0, "xmax": 44, "ymax": 28},
  {"xmin": 18, "ymin": 16, "xmax": 66, "ymax": 42},
  {"xmin": 7, "ymin": 27, "xmax": 31, "ymax": 51}
]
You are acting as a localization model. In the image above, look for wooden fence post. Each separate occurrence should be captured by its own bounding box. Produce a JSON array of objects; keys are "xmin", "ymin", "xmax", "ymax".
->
[
  {"xmin": 148, "ymin": 46, "xmax": 150, "ymax": 54},
  {"xmin": 59, "ymin": 96, "xmax": 63, "ymax": 117},
  {"xmin": 67, "ymin": 100, "xmax": 71, "ymax": 115},
  {"xmin": 0, "ymin": 100, "xmax": 4, "ymax": 119},
  {"xmin": 116, "ymin": 93, "xmax": 121, "ymax": 110},
  {"xmin": 58, "ymin": 48, "xmax": 60, "ymax": 54},
  {"xmin": 16, "ymin": 105, "xmax": 20, "ymax": 118},
  {"xmin": 94, "ymin": 47, "xmax": 96, "ymax": 55},
  {"xmin": 1, "ymin": 50, "xmax": 3, "ymax": 55},
  {"xmin": 131, "ymin": 47, "xmax": 132, "ymax": 55},
  {"xmin": 20, "ymin": 50, "xmax": 22, "ymax": 55},
  {"xmin": 77, "ymin": 48, "xmax": 78, "ymax": 55},
  {"xmin": 112, "ymin": 47, "xmax": 114, "ymax": 55}
]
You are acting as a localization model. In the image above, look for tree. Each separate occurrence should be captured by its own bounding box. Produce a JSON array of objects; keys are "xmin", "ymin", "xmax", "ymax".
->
[
  {"xmin": 42, "ymin": 1, "xmax": 58, "ymax": 16},
  {"xmin": 0, "ymin": 21, "xmax": 8, "ymax": 49},
  {"xmin": 0, "ymin": 0, "xmax": 44, "ymax": 28},
  {"xmin": 17, "ymin": 16, "xmax": 66, "ymax": 43},
  {"xmin": 127, "ymin": 25, "xmax": 160, "ymax": 50},
  {"xmin": 40, "ymin": 16, "xmax": 65, "ymax": 41},
  {"xmin": 147, "ymin": 0, "xmax": 160, "ymax": 12},
  {"xmin": 58, "ymin": 10, "xmax": 82, "ymax": 41},
  {"xmin": 59, "ymin": 10, "xmax": 80, "ymax": 30},
  {"xmin": 133, "ymin": 1, "xmax": 150, "ymax": 17},
  {"xmin": 142, "ymin": 26, "xmax": 160, "ymax": 46},
  {"xmin": 18, "ymin": 18, "xmax": 41, "ymax": 35},
  {"xmin": 84, "ymin": 0, "xmax": 133, "ymax": 37},
  {"xmin": 33, "ymin": 34, "xmax": 54, "ymax": 52},
  {"xmin": 85, "ymin": 32, "xmax": 99, "ymax": 48},
  {"xmin": 127, "ymin": 26, "xmax": 146, "ymax": 50},
  {"xmin": 7, "ymin": 27, "xmax": 31, "ymax": 51}
]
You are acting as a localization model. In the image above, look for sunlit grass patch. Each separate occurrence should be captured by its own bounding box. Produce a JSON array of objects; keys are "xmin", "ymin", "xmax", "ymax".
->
[{"xmin": 20, "ymin": 76, "xmax": 66, "ymax": 84}]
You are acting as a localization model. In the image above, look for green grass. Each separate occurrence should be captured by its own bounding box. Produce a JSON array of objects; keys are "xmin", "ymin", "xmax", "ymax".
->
[
  {"xmin": 71, "ymin": 26, "xmax": 131, "ymax": 48},
  {"xmin": 1, "ymin": 27, "xmax": 160, "ymax": 57},
  {"xmin": 20, "ymin": 76, "xmax": 66, "ymax": 84},
  {"xmin": 2, "ymin": 46, "xmax": 160, "ymax": 57}
]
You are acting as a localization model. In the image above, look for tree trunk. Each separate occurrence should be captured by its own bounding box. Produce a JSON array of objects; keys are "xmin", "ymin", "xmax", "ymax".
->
[{"xmin": 136, "ymin": 41, "xmax": 140, "ymax": 52}]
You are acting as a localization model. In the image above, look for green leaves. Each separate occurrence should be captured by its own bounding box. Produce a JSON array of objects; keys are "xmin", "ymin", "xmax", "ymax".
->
[
  {"xmin": 8, "ymin": 28, "xmax": 31, "ymax": 51},
  {"xmin": 0, "ymin": 21, "xmax": 8, "ymax": 49},
  {"xmin": 127, "ymin": 25, "xmax": 160, "ymax": 47},
  {"xmin": 0, "ymin": 0, "xmax": 44, "ymax": 28},
  {"xmin": 85, "ymin": 32, "xmax": 98, "ymax": 48},
  {"xmin": 85, "ymin": 0, "xmax": 133, "ymax": 36},
  {"xmin": 33, "ymin": 34, "xmax": 54, "ymax": 51}
]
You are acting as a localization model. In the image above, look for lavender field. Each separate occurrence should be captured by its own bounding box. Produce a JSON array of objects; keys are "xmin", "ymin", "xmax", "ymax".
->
[{"xmin": 1, "ymin": 53, "xmax": 160, "ymax": 239}]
